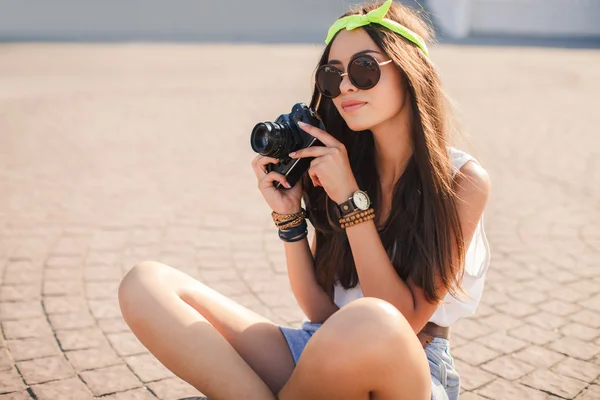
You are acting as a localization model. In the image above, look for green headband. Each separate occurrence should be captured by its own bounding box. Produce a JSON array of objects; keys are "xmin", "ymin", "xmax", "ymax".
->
[{"xmin": 324, "ymin": 0, "xmax": 429, "ymax": 57}]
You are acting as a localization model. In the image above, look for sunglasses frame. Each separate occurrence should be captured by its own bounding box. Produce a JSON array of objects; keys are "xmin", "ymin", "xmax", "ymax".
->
[{"xmin": 316, "ymin": 53, "xmax": 394, "ymax": 99}]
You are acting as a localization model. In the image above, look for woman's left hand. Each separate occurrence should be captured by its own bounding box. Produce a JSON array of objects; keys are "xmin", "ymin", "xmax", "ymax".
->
[{"xmin": 289, "ymin": 121, "xmax": 359, "ymax": 205}]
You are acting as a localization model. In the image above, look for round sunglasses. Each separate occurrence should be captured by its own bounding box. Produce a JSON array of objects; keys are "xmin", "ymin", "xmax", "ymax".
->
[{"xmin": 315, "ymin": 53, "xmax": 394, "ymax": 99}]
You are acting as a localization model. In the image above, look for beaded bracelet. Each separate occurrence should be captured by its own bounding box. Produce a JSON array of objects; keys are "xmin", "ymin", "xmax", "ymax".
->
[{"xmin": 339, "ymin": 208, "xmax": 376, "ymax": 229}]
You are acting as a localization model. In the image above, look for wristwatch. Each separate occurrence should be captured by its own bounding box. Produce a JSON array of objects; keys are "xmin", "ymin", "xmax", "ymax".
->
[{"xmin": 337, "ymin": 189, "xmax": 371, "ymax": 217}]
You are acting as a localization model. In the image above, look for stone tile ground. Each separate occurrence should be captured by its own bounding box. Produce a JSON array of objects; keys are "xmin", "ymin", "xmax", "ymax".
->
[{"xmin": 0, "ymin": 43, "xmax": 598, "ymax": 399}]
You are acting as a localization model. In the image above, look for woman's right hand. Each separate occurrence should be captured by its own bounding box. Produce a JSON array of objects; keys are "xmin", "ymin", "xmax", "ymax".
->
[{"xmin": 252, "ymin": 155, "xmax": 303, "ymax": 214}]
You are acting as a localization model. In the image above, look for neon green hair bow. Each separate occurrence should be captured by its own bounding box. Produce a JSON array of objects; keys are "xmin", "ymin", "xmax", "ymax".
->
[{"xmin": 324, "ymin": 0, "xmax": 429, "ymax": 57}]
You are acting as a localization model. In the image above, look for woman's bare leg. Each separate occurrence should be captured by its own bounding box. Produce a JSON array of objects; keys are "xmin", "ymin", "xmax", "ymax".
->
[
  {"xmin": 277, "ymin": 297, "xmax": 431, "ymax": 400},
  {"xmin": 118, "ymin": 260, "xmax": 295, "ymax": 400}
]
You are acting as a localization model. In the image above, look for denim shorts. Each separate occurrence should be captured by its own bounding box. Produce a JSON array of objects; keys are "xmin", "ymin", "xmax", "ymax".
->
[{"xmin": 278, "ymin": 321, "xmax": 460, "ymax": 400}]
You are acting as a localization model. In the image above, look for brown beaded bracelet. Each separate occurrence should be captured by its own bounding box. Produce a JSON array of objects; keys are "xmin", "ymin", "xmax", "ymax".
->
[
  {"xmin": 338, "ymin": 208, "xmax": 375, "ymax": 224},
  {"xmin": 340, "ymin": 212, "xmax": 376, "ymax": 229}
]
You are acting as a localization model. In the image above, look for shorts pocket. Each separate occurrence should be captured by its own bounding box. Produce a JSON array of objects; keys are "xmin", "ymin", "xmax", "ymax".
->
[
  {"xmin": 426, "ymin": 345, "xmax": 460, "ymax": 395},
  {"xmin": 426, "ymin": 349, "xmax": 448, "ymax": 388}
]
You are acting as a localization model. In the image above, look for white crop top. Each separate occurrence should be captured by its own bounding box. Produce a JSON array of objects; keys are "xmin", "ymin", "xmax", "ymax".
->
[{"xmin": 331, "ymin": 146, "xmax": 491, "ymax": 327}]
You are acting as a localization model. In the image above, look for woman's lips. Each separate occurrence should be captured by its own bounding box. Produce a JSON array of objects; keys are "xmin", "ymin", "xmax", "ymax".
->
[{"xmin": 341, "ymin": 102, "xmax": 367, "ymax": 112}]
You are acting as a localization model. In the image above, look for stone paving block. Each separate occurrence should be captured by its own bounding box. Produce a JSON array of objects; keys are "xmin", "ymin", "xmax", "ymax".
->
[
  {"xmin": 566, "ymin": 281, "xmax": 598, "ymax": 297},
  {"xmin": 450, "ymin": 319, "xmax": 494, "ymax": 340},
  {"xmin": 0, "ymin": 391, "xmax": 32, "ymax": 399},
  {"xmin": 199, "ymin": 269, "xmax": 240, "ymax": 283},
  {"xmin": 580, "ymin": 294, "xmax": 600, "ymax": 313},
  {"xmin": 16, "ymin": 355, "xmax": 75, "ymax": 385},
  {"xmin": 90, "ymin": 230, "xmax": 129, "ymax": 251},
  {"xmin": 85, "ymin": 251, "xmax": 120, "ymax": 266},
  {"xmin": 480, "ymin": 355, "xmax": 537, "ymax": 380},
  {"xmin": 43, "ymin": 296, "xmax": 87, "ymax": 314},
  {"xmin": 85, "ymin": 281, "xmax": 120, "ymax": 299},
  {"xmin": 129, "ymin": 229, "xmax": 163, "ymax": 246},
  {"xmin": 0, "ymin": 302, "xmax": 44, "ymax": 321},
  {"xmin": 44, "ymin": 267, "xmax": 83, "ymax": 282},
  {"xmin": 506, "ymin": 289, "xmax": 546, "ymax": 305},
  {"xmin": 0, "ymin": 348, "xmax": 12, "ymax": 372},
  {"xmin": 512, "ymin": 345, "xmax": 566, "ymax": 369},
  {"xmin": 575, "ymin": 385, "xmax": 600, "ymax": 399},
  {"xmin": 0, "ymin": 285, "xmax": 41, "ymax": 302},
  {"xmin": 560, "ymin": 323, "xmax": 599, "ymax": 341},
  {"xmin": 84, "ymin": 266, "xmax": 123, "ymax": 282},
  {"xmin": 570, "ymin": 309, "xmax": 600, "ymax": 329},
  {"xmin": 48, "ymin": 311, "xmax": 96, "ymax": 330},
  {"xmin": 508, "ymin": 324, "xmax": 560, "ymax": 346},
  {"xmin": 551, "ymin": 357, "xmax": 600, "ymax": 383},
  {"xmin": 0, "ymin": 367, "xmax": 27, "ymax": 393},
  {"xmin": 475, "ymin": 332, "xmax": 529, "ymax": 355},
  {"xmin": 124, "ymin": 353, "xmax": 176, "ymax": 382},
  {"xmin": 55, "ymin": 327, "xmax": 109, "ymax": 351},
  {"xmin": 494, "ymin": 301, "xmax": 539, "ymax": 318},
  {"xmin": 98, "ymin": 317, "xmax": 130, "ymax": 334},
  {"xmin": 64, "ymin": 346, "xmax": 121, "ymax": 371},
  {"xmin": 454, "ymin": 360, "xmax": 495, "ymax": 391},
  {"xmin": 524, "ymin": 311, "xmax": 568, "ymax": 330},
  {"xmin": 477, "ymin": 313, "xmax": 524, "ymax": 331},
  {"xmin": 548, "ymin": 337, "xmax": 600, "ymax": 361},
  {"xmin": 7, "ymin": 337, "xmax": 60, "ymax": 362},
  {"xmin": 42, "ymin": 280, "xmax": 83, "ymax": 296},
  {"xmin": 146, "ymin": 377, "xmax": 206, "ymax": 400},
  {"xmin": 30, "ymin": 377, "xmax": 94, "ymax": 400},
  {"xmin": 107, "ymin": 332, "xmax": 148, "ymax": 357},
  {"xmin": 89, "ymin": 298, "xmax": 122, "ymax": 319},
  {"xmin": 2, "ymin": 317, "xmax": 53, "ymax": 339},
  {"xmin": 80, "ymin": 364, "xmax": 141, "ymax": 397},
  {"xmin": 101, "ymin": 387, "xmax": 158, "ymax": 400},
  {"xmin": 539, "ymin": 299, "xmax": 582, "ymax": 317},
  {"xmin": 549, "ymin": 287, "xmax": 589, "ymax": 303},
  {"xmin": 452, "ymin": 343, "xmax": 500, "ymax": 366},
  {"xmin": 475, "ymin": 378, "xmax": 548, "ymax": 400},
  {"xmin": 520, "ymin": 370, "xmax": 587, "ymax": 399},
  {"xmin": 45, "ymin": 256, "xmax": 83, "ymax": 269},
  {"xmin": 50, "ymin": 237, "xmax": 88, "ymax": 257}
]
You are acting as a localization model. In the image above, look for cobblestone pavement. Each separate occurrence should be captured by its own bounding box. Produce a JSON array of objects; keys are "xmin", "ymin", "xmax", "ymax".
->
[{"xmin": 0, "ymin": 43, "xmax": 598, "ymax": 399}]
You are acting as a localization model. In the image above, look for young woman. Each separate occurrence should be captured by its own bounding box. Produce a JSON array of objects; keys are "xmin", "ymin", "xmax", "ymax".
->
[{"xmin": 118, "ymin": 1, "xmax": 491, "ymax": 399}]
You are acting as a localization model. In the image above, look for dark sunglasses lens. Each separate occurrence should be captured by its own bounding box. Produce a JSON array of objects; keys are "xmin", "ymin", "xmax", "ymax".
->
[
  {"xmin": 316, "ymin": 65, "xmax": 342, "ymax": 98},
  {"xmin": 349, "ymin": 55, "xmax": 381, "ymax": 89}
]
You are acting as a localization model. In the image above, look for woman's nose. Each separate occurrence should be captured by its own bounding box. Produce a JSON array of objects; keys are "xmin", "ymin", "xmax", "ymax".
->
[{"xmin": 339, "ymin": 72, "xmax": 357, "ymax": 95}]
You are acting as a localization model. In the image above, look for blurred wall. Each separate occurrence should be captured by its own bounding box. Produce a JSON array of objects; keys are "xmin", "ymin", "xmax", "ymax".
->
[{"xmin": 0, "ymin": 0, "xmax": 374, "ymax": 42}]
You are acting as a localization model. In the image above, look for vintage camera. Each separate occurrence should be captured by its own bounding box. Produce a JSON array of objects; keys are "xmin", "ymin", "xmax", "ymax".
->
[{"xmin": 251, "ymin": 103, "xmax": 326, "ymax": 190}]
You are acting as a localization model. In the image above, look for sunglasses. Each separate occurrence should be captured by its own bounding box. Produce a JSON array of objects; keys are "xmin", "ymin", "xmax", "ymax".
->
[{"xmin": 315, "ymin": 53, "xmax": 394, "ymax": 99}]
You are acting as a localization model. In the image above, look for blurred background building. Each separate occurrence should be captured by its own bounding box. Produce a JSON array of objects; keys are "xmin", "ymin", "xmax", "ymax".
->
[{"xmin": 0, "ymin": 0, "xmax": 598, "ymax": 44}]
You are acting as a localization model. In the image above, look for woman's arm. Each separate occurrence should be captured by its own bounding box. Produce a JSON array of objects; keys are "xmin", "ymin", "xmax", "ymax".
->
[
  {"xmin": 345, "ymin": 161, "xmax": 491, "ymax": 333},
  {"xmin": 283, "ymin": 233, "xmax": 339, "ymax": 324}
]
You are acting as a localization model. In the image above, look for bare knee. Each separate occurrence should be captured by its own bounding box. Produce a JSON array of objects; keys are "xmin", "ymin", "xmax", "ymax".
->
[
  {"xmin": 118, "ymin": 260, "xmax": 170, "ymax": 313},
  {"xmin": 305, "ymin": 297, "xmax": 414, "ymax": 370}
]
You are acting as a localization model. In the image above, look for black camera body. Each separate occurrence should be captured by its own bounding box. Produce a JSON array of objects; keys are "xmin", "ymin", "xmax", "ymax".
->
[{"xmin": 251, "ymin": 103, "xmax": 326, "ymax": 190}]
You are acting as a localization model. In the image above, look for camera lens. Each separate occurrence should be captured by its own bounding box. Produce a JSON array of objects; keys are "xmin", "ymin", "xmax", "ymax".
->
[{"xmin": 250, "ymin": 122, "xmax": 290, "ymax": 158}]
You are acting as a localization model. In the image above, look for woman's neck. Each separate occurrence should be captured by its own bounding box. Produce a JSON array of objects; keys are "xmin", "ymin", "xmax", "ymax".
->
[{"xmin": 371, "ymin": 111, "xmax": 414, "ymax": 190}]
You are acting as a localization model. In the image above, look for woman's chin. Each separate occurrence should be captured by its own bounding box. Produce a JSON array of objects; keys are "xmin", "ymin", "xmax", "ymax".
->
[{"xmin": 345, "ymin": 120, "xmax": 373, "ymax": 132}]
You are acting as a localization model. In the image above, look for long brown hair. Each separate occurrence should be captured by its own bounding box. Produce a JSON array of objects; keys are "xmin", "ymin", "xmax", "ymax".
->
[{"xmin": 303, "ymin": 1, "xmax": 467, "ymax": 303}]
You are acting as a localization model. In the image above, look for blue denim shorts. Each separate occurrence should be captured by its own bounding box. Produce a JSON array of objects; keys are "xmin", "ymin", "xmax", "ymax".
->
[{"xmin": 278, "ymin": 321, "xmax": 460, "ymax": 400}]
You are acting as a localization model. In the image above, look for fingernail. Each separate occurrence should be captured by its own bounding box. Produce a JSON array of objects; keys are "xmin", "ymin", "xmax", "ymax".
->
[
  {"xmin": 285, "ymin": 181, "xmax": 291, "ymax": 188},
  {"xmin": 298, "ymin": 121, "xmax": 307, "ymax": 126},
  {"xmin": 289, "ymin": 152, "xmax": 296, "ymax": 157}
]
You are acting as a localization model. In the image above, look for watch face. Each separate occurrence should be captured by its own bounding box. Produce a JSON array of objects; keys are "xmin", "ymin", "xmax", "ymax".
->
[{"xmin": 353, "ymin": 191, "xmax": 370, "ymax": 210}]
